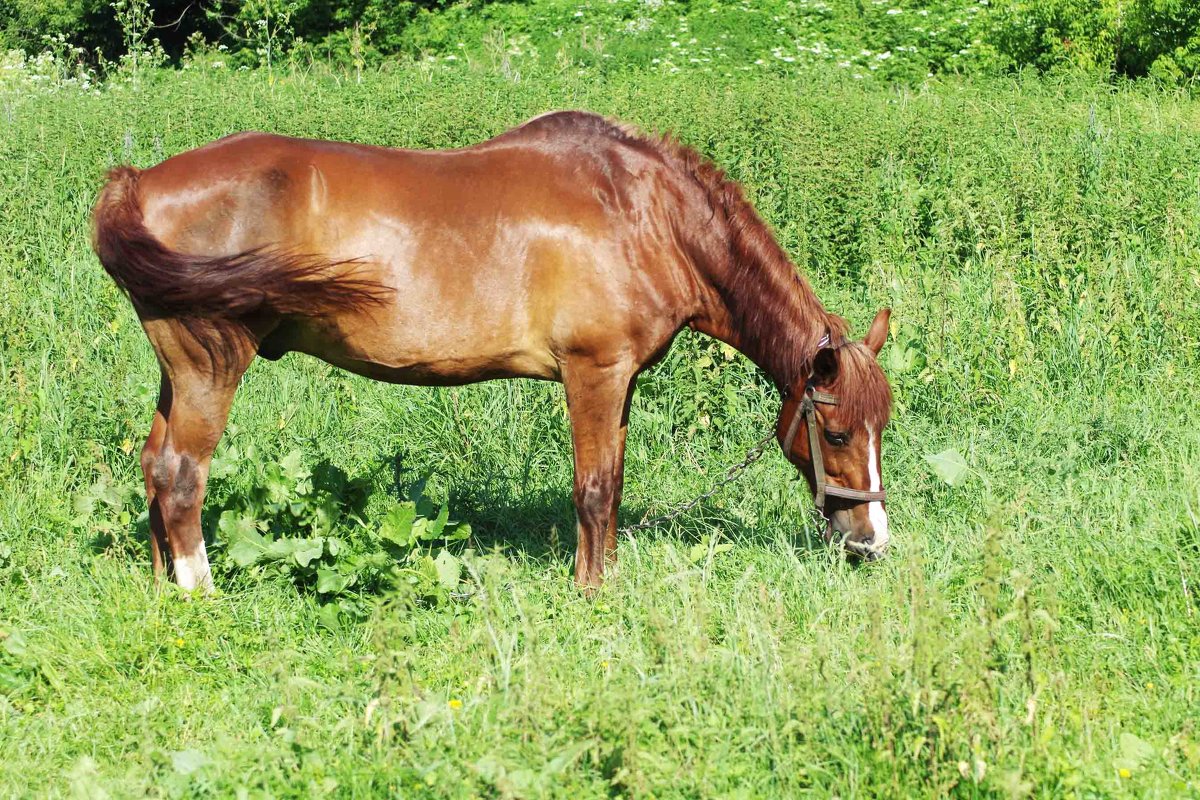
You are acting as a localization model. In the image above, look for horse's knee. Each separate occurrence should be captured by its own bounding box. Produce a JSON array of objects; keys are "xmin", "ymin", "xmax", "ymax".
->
[
  {"xmin": 149, "ymin": 448, "xmax": 203, "ymax": 522},
  {"xmin": 574, "ymin": 474, "xmax": 614, "ymax": 527}
]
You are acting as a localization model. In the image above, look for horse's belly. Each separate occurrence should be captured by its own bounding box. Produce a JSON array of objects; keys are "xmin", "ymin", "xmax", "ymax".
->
[
  {"xmin": 316, "ymin": 349, "xmax": 559, "ymax": 386},
  {"xmin": 272, "ymin": 317, "xmax": 560, "ymax": 386}
]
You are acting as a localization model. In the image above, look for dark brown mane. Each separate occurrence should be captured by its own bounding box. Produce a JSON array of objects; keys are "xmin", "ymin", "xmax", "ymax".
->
[
  {"xmin": 551, "ymin": 113, "xmax": 846, "ymax": 391},
  {"xmin": 541, "ymin": 113, "xmax": 888, "ymax": 424},
  {"xmin": 669, "ymin": 138, "xmax": 845, "ymax": 383},
  {"xmin": 830, "ymin": 342, "xmax": 893, "ymax": 428}
]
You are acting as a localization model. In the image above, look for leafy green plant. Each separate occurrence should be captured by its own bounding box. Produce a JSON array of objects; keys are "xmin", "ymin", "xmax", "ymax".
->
[
  {"xmin": 70, "ymin": 464, "xmax": 143, "ymax": 556},
  {"xmin": 0, "ymin": 629, "xmax": 34, "ymax": 695},
  {"xmin": 212, "ymin": 449, "xmax": 472, "ymax": 621}
]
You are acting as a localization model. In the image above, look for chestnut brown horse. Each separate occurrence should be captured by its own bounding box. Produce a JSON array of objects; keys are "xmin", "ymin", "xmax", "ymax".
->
[{"xmin": 91, "ymin": 111, "xmax": 892, "ymax": 592}]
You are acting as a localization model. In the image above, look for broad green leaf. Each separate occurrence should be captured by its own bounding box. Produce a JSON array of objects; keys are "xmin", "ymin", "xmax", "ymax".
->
[
  {"xmin": 442, "ymin": 521, "xmax": 472, "ymax": 542},
  {"xmin": 379, "ymin": 502, "xmax": 417, "ymax": 547},
  {"xmin": 68, "ymin": 756, "xmax": 108, "ymax": 800},
  {"xmin": 95, "ymin": 476, "xmax": 125, "ymax": 509},
  {"xmin": 1119, "ymin": 732, "xmax": 1156, "ymax": 766},
  {"xmin": 2, "ymin": 629, "xmax": 28, "ymax": 659},
  {"xmin": 308, "ymin": 496, "xmax": 341, "ymax": 536},
  {"xmin": 278, "ymin": 450, "xmax": 309, "ymax": 482},
  {"xmin": 545, "ymin": 738, "xmax": 597, "ymax": 775},
  {"xmin": 406, "ymin": 477, "xmax": 428, "ymax": 505},
  {"xmin": 422, "ymin": 503, "xmax": 450, "ymax": 540},
  {"xmin": 886, "ymin": 341, "xmax": 925, "ymax": 375},
  {"xmin": 265, "ymin": 534, "xmax": 319, "ymax": 566},
  {"xmin": 316, "ymin": 603, "xmax": 342, "ymax": 630},
  {"xmin": 925, "ymin": 448, "xmax": 970, "ymax": 486},
  {"xmin": 221, "ymin": 512, "xmax": 267, "ymax": 567},
  {"xmin": 413, "ymin": 554, "xmax": 439, "ymax": 587},
  {"xmin": 316, "ymin": 567, "xmax": 352, "ymax": 595},
  {"xmin": 434, "ymin": 549, "xmax": 460, "ymax": 590},
  {"xmin": 292, "ymin": 538, "xmax": 325, "ymax": 568},
  {"xmin": 70, "ymin": 492, "xmax": 96, "ymax": 526},
  {"xmin": 208, "ymin": 452, "xmax": 236, "ymax": 480}
]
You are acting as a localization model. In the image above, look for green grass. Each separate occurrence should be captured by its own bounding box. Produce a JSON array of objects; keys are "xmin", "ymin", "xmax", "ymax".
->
[{"xmin": 1, "ymin": 64, "xmax": 1199, "ymax": 797}]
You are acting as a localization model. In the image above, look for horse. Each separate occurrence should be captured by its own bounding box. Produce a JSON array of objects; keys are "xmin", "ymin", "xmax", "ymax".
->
[{"xmin": 91, "ymin": 110, "xmax": 893, "ymax": 593}]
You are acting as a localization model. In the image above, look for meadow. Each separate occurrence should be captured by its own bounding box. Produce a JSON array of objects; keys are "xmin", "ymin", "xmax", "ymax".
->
[{"xmin": 1, "ymin": 60, "xmax": 1199, "ymax": 797}]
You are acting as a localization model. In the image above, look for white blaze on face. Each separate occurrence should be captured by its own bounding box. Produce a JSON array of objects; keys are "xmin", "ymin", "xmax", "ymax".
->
[
  {"xmin": 173, "ymin": 542, "xmax": 214, "ymax": 593},
  {"xmin": 865, "ymin": 424, "xmax": 890, "ymax": 552}
]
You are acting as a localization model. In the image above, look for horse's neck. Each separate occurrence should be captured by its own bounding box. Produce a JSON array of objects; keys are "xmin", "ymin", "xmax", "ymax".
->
[{"xmin": 688, "ymin": 252, "xmax": 832, "ymax": 392}]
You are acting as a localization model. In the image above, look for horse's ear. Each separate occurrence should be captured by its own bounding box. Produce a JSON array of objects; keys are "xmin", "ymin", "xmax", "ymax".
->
[
  {"xmin": 812, "ymin": 347, "xmax": 838, "ymax": 385},
  {"xmin": 864, "ymin": 307, "xmax": 891, "ymax": 356}
]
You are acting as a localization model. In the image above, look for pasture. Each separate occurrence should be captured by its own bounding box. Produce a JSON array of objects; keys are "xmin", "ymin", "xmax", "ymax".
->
[{"xmin": 1, "ymin": 65, "xmax": 1199, "ymax": 797}]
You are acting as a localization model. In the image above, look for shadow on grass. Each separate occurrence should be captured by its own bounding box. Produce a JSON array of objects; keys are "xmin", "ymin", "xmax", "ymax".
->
[
  {"xmin": 91, "ymin": 442, "xmax": 824, "ymax": 584},
  {"xmin": 434, "ymin": 450, "xmax": 826, "ymax": 565}
]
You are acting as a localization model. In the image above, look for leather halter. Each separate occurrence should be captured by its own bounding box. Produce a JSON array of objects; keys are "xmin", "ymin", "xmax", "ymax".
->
[{"xmin": 781, "ymin": 384, "xmax": 887, "ymax": 523}]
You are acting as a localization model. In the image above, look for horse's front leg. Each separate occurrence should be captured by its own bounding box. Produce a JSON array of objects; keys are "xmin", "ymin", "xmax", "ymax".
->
[{"xmin": 563, "ymin": 360, "xmax": 635, "ymax": 589}]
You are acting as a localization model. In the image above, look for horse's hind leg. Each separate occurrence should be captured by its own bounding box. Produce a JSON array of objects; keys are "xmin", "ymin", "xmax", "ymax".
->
[
  {"xmin": 141, "ymin": 321, "xmax": 253, "ymax": 591},
  {"xmin": 563, "ymin": 360, "xmax": 635, "ymax": 589},
  {"xmin": 140, "ymin": 373, "xmax": 172, "ymax": 578}
]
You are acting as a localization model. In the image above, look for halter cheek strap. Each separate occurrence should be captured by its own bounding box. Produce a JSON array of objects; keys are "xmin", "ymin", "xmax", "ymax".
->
[{"xmin": 782, "ymin": 386, "xmax": 887, "ymax": 518}]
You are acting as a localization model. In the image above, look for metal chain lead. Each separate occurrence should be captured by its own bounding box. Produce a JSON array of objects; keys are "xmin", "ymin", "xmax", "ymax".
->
[{"xmin": 618, "ymin": 431, "xmax": 778, "ymax": 536}]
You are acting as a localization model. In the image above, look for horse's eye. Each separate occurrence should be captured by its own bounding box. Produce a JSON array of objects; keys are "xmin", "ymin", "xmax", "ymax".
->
[{"xmin": 824, "ymin": 430, "xmax": 849, "ymax": 447}]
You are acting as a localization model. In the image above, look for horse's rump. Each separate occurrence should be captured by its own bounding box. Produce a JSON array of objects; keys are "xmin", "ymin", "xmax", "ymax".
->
[{"xmin": 91, "ymin": 164, "xmax": 390, "ymax": 364}]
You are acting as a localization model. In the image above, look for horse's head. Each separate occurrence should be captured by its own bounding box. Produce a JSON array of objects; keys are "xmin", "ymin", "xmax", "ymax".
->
[{"xmin": 777, "ymin": 308, "xmax": 893, "ymax": 560}]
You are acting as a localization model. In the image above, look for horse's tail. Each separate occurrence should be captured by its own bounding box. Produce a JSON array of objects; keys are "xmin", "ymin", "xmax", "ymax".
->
[{"xmin": 91, "ymin": 165, "xmax": 389, "ymax": 361}]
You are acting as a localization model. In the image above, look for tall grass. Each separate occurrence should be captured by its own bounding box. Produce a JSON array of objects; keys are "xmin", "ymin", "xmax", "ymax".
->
[{"xmin": 0, "ymin": 65, "xmax": 1198, "ymax": 796}]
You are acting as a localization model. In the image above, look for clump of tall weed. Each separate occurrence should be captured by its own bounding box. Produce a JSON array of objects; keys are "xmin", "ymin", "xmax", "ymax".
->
[{"xmin": 210, "ymin": 446, "xmax": 473, "ymax": 622}]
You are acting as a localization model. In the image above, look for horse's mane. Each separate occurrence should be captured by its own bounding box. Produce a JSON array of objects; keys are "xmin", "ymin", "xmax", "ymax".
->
[
  {"xmin": 827, "ymin": 342, "xmax": 893, "ymax": 428},
  {"xmin": 653, "ymin": 131, "xmax": 844, "ymax": 382},
  {"xmin": 514, "ymin": 112, "xmax": 890, "ymax": 424}
]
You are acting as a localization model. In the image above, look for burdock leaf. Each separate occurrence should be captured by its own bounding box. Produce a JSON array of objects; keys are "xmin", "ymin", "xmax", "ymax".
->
[
  {"xmin": 434, "ymin": 550, "xmax": 461, "ymax": 590},
  {"xmin": 925, "ymin": 448, "xmax": 970, "ymax": 486},
  {"xmin": 379, "ymin": 502, "xmax": 417, "ymax": 548},
  {"xmin": 316, "ymin": 567, "xmax": 351, "ymax": 595},
  {"xmin": 221, "ymin": 512, "xmax": 267, "ymax": 567}
]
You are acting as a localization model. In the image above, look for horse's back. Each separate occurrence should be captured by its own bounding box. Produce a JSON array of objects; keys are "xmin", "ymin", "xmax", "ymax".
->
[{"xmin": 129, "ymin": 117, "xmax": 693, "ymax": 384}]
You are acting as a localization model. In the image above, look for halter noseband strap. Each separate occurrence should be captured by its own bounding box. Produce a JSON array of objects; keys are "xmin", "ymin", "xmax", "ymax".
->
[{"xmin": 781, "ymin": 385, "xmax": 887, "ymax": 518}]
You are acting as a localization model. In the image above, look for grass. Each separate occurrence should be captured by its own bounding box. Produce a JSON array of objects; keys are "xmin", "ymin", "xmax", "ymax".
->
[{"xmin": 0, "ymin": 63, "xmax": 1198, "ymax": 797}]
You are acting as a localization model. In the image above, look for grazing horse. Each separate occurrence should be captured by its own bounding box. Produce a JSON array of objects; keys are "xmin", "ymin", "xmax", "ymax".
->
[{"xmin": 91, "ymin": 111, "xmax": 892, "ymax": 592}]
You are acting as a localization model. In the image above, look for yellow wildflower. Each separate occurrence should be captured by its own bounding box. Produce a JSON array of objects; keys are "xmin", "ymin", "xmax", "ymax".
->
[
  {"xmin": 448, "ymin": 699, "xmax": 462, "ymax": 710},
  {"xmin": 1118, "ymin": 768, "xmax": 1131, "ymax": 779}
]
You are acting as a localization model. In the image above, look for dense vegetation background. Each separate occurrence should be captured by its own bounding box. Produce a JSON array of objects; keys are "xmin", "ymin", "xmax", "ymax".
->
[
  {"xmin": 2, "ymin": 0, "xmax": 1199, "ymax": 798},
  {"xmin": 4, "ymin": 0, "xmax": 1200, "ymax": 84}
]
